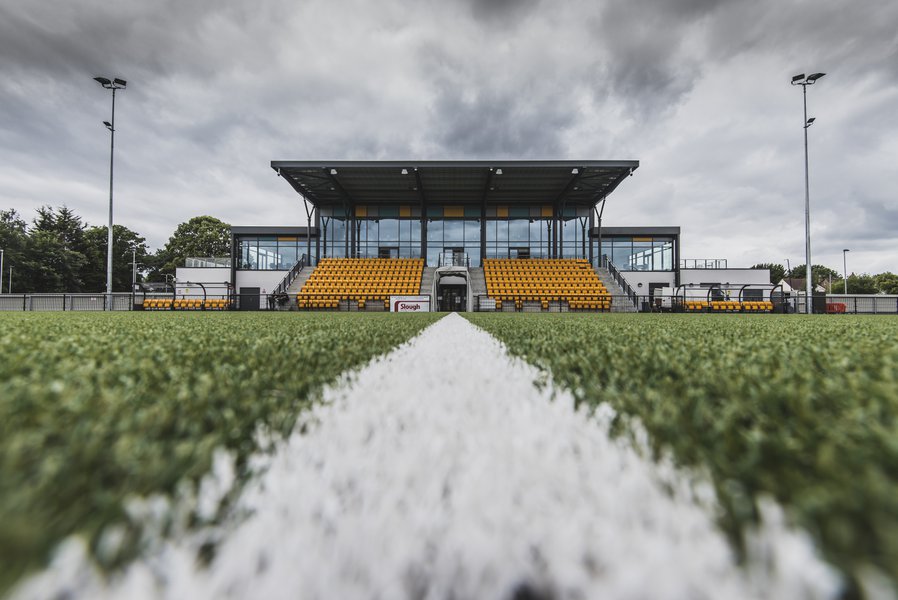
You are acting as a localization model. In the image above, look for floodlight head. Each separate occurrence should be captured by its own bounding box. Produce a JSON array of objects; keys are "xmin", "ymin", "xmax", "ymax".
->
[
  {"xmin": 400, "ymin": 168, "xmax": 408, "ymax": 175},
  {"xmin": 571, "ymin": 168, "xmax": 579, "ymax": 174},
  {"xmin": 806, "ymin": 117, "xmax": 816, "ymax": 126},
  {"xmin": 807, "ymin": 72, "xmax": 825, "ymax": 82},
  {"xmin": 103, "ymin": 121, "xmax": 112, "ymax": 130},
  {"xmin": 94, "ymin": 76, "xmax": 112, "ymax": 86},
  {"xmin": 843, "ymin": 248, "xmax": 850, "ymax": 252},
  {"xmin": 113, "ymin": 78, "xmax": 127, "ymax": 87},
  {"xmin": 495, "ymin": 168, "xmax": 503, "ymax": 175},
  {"xmin": 791, "ymin": 73, "xmax": 806, "ymax": 83},
  {"xmin": 330, "ymin": 168, "xmax": 337, "ymax": 175}
]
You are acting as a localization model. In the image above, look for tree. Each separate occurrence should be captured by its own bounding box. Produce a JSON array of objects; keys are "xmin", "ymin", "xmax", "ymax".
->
[
  {"xmin": 156, "ymin": 216, "xmax": 230, "ymax": 275},
  {"xmin": 82, "ymin": 225, "xmax": 151, "ymax": 292},
  {"xmin": 786, "ymin": 264, "xmax": 840, "ymax": 287},
  {"xmin": 0, "ymin": 209, "xmax": 33, "ymax": 293},
  {"xmin": 29, "ymin": 206, "xmax": 89, "ymax": 292},
  {"xmin": 875, "ymin": 272, "xmax": 898, "ymax": 295},
  {"xmin": 751, "ymin": 263, "xmax": 786, "ymax": 284}
]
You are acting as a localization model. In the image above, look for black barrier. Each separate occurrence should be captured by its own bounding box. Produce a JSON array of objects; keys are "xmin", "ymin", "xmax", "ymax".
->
[{"xmin": 2, "ymin": 293, "xmax": 897, "ymax": 313}]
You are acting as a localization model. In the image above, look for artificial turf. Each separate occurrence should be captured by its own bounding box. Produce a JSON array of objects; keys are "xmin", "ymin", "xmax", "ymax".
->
[
  {"xmin": 0, "ymin": 311, "xmax": 441, "ymax": 594},
  {"xmin": 466, "ymin": 312, "xmax": 898, "ymax": 596}
]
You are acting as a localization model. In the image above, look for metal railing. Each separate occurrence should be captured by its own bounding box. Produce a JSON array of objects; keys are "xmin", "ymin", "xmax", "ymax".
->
[
  {"xmin": 601, "ymin": 255, "xmax": 639, "ymax": 309},
  {"xmin": 438, "ymin": 252, "xmax": 470, "ymax": 268},
  {"xmin": 271, "ymin": 254, "xmax": 308, "ymax": 297},
  {"xmin": 185, "ymin": 257, "xmax": 231, "ymax": 268},
  {"xmin": 680, "ymin": 258, "xmax": 728, "ymax": 269},
  {"xmin": 0, "ymin": 293, "xmax": 135, "ymax": 311}
]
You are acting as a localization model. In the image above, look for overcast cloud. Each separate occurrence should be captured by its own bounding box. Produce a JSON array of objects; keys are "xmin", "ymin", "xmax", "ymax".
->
[{"xmin": 1, "ymin": 0, "xmax": 896, "ymax": 272}]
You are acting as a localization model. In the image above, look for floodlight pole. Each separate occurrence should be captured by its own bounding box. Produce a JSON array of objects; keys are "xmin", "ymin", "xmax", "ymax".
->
[
  {"xmin": 95, "ymin": 76, "xmax": 126, "ymax": 309},
  {"xmin": 0, "ymin": 248, "xmax": 4, "ymax": 295},
  {"xmin": 792, "ymin": 72, "xmax": 825, "ymax": 314},
  {"xmin": 842, "ymin": 248, "xmax": 849, "ymax": 295},
  {"xmin": 802, "ymin": 84, "xmax": 812, "ymax": 313}
]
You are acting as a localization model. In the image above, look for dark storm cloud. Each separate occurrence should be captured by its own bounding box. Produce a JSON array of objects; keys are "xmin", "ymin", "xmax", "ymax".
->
[
  {"xmin": 465, "ymin": 0, "xmax": 541, "ymax": 24},
  {"xmin": 430, "ymin": 84, "xmax": 574, "ymax": 157},
  {"xmin": 0, "ymin": 0, "xmax": 896, "ymax": 272}
]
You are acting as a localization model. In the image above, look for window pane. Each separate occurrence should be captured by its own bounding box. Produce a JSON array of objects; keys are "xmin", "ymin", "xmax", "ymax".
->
[
  {"xmin": 279, "ymin": 243, "xmax": 298, "ymax": 268},
  {"xmin": 464, "ymin": 220, "xmax": 480, "ymax": 242},
  {"xmin": 379, "ymin": 218, "xmax": 399, "ymax": 242},
  {"xmin": 444, "ymin": 220, "xmax": 464, "ymax": 242},
  {"xmin": 509, "ymin": 219, "xmax": 528, "ymax": 243},
  {"xmin": 428, "ymin": 220, "xmax": 443, "ymax": 244}
]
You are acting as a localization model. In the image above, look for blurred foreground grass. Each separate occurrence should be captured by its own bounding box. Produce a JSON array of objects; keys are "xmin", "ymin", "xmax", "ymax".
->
[
  {"xmin": 0, "ymin": 311, "xmax": 440, "ymax": 593},
  {"xmin": 467, "ymin": 313, "xmax": 898, "ymax": 595}
]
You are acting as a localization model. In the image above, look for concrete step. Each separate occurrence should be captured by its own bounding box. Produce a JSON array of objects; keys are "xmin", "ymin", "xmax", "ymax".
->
[
  {"xmin": 420, "ymin": 267, "xmax": 437, "ymax": 297},
  {"xmin": 595, "ymin": 267, "xmax": 638, "ymax": 312},
  {"xmin": 468, "ymin": 267, "xmax": 486, "ymax": 297}
]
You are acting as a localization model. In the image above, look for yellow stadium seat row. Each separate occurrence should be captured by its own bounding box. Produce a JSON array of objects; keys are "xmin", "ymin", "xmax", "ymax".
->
[
  {"xmin": 298, "ymin": 258, "xmax": 424, "ymax": 310},
  {"xmin": 708, "ymin": 301, "xmax": 774, "ymax": 312},
  {"xmin": 484, "ymin": 258, "xmax": 611, "ymax": 312},
  {"xmin": 143, "ymin": 298, "xmax": 232, "ymax": 310}
]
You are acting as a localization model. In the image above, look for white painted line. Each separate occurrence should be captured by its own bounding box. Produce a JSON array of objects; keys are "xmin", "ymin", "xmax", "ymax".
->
[{"xmin": 14, "ymin": 313, "xmax": 841, "ymax": 599}]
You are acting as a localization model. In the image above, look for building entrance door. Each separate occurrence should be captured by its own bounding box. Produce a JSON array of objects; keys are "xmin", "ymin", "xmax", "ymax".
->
[
  {"xmin": 438, "ymin": 284, "xmax": 467, "ymax": 312},
  {"xmin": 378, "ymin": 246, "xmax": 399, "ymax": 259}
]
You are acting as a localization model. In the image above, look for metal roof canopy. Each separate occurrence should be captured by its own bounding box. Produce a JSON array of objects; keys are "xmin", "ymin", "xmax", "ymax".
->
[{"xmin": 271, "ymin": 160, "xmax": 638, "ymax": 209}]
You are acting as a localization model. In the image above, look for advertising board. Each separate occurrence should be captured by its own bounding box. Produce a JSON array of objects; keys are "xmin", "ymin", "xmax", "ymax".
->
[{"xmin": 390, "ymin": 295, "xmax": 431, "ymax": 312}]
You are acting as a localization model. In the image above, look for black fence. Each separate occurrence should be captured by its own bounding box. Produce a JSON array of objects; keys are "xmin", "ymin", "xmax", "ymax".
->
[{"xmin": 2, "ymin": 293, "xmax": 897, "ymax": 314}]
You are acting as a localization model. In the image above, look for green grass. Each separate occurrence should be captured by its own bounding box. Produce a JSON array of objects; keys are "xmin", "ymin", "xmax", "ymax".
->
[
  {"xmin": 465, "ymin": 313, "xmax": 898, "ymax": 595},
  {"xmin": 0, "ymin": 311, "xmax": 440, "ymax": 594}
]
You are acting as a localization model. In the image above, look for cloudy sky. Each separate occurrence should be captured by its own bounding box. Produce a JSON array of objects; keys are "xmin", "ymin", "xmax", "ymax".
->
[{"xmin": 1, "ymin": 0, "xmax": 896, "ymax": 272}]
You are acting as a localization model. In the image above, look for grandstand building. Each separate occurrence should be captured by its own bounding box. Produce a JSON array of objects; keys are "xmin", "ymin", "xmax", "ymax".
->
[{"xmin": 175, "ymin": 160, "xmax": 772, "ymax": 311}]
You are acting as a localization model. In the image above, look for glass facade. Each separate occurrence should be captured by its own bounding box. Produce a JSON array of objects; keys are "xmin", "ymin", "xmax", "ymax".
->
[
  {"xmin": 485, "ymin": 219, "xmax": 551, "ymax": 259},
  {"xmin": 598, "ymin": 236, "xmax": 674, "ymax": 271},
  {"xmin": 238, "ymin": 208, "xmax": 676, "ymax": 272},
  {"xmin": 560, "ymin": 218, "xmax": 590, "ymax": 259},
  {"xmin": 426, "ymin": 219, "xmax": 480, "ymax": 266},
  {"xmin": 237, "ymin": 236, "xmax": 304, "ymax": 270}
]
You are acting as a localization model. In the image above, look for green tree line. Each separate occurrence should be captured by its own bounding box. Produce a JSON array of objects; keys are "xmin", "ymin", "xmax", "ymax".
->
[
  {"xmin": 0, "ymin": 207, "xmax": 230, "ymax": 293},
  {"xmin": 751, "ymin": 262, "xmax": 898, "ymax": 294}
]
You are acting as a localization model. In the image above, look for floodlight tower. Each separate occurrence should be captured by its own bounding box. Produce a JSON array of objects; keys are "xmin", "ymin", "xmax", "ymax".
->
[
  {"xmin": 94, "ymin": 76, "xmax": 127, "ymax": 309},
  {"xmin": 791, "ymin": 72, "xmax": 825, "ymax": 313}
]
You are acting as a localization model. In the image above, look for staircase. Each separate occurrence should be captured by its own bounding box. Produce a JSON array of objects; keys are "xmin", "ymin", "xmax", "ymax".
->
[
  {"xmin": 468, "ymin": 267, "xmax": 486, "ymax": 297},
  {"xmin": 283, "ymin": 266, "xmax": 314, "ymax": 309},
  {"xmin": 595, "ymin": 266, "xmax": 638, "ymax": 313},
  {"xmin": 420, "ymin": 267, "xmax": 437, "ymax": 298}
]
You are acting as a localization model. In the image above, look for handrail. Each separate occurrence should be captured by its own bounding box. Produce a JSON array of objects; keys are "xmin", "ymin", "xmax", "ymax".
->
[
  {"xmin": 272, "ymin": 254, "xmax": 307, "ymax": 296},
  {"xmin": 602, "ymin": 255, "xmax": 638, "ymax": 309}
]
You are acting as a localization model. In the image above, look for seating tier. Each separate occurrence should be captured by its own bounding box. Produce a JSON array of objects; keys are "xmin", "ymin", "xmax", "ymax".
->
[
  {"xmin": 484, "ymin": 258, "xmax": 610, "ymax": 311},
  {"xmin": 297, "ymin": 258, "xmax": 424, "ymax": 309}
]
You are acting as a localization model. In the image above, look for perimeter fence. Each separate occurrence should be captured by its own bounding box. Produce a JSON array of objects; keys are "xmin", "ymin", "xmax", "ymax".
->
[{"xmin": 1, "ymin": 293, "xmax": 896, "ymax": 314}]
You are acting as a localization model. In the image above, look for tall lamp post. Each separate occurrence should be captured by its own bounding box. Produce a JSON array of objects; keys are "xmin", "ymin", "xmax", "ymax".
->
[
  {"xmin": 842, "ymin": 248, "xmax": 850, "ymax": 295},
  {"xmin": 94, "ymin": 76, "xmax": 127, "ymax": 309},
  {"xmin": 0, "ymin": 248, "xmax": 4, "ymax": 295},
  {"xmin": 791, "ymin": 72, "xmax": 825, "ymax": 314}
]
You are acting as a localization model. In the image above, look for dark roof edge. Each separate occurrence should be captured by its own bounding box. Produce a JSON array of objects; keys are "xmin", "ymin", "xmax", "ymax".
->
[
  {"xmin": 592, "ymin": 226, "xmax": 681, "ymax": 235},
  {"xmin": 231, "ymin": 226, "xmax": 318, "ymax": 236},
  {"xmin": 271, "ymin": 159, "xmax": 639, "ymax": 170}
]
